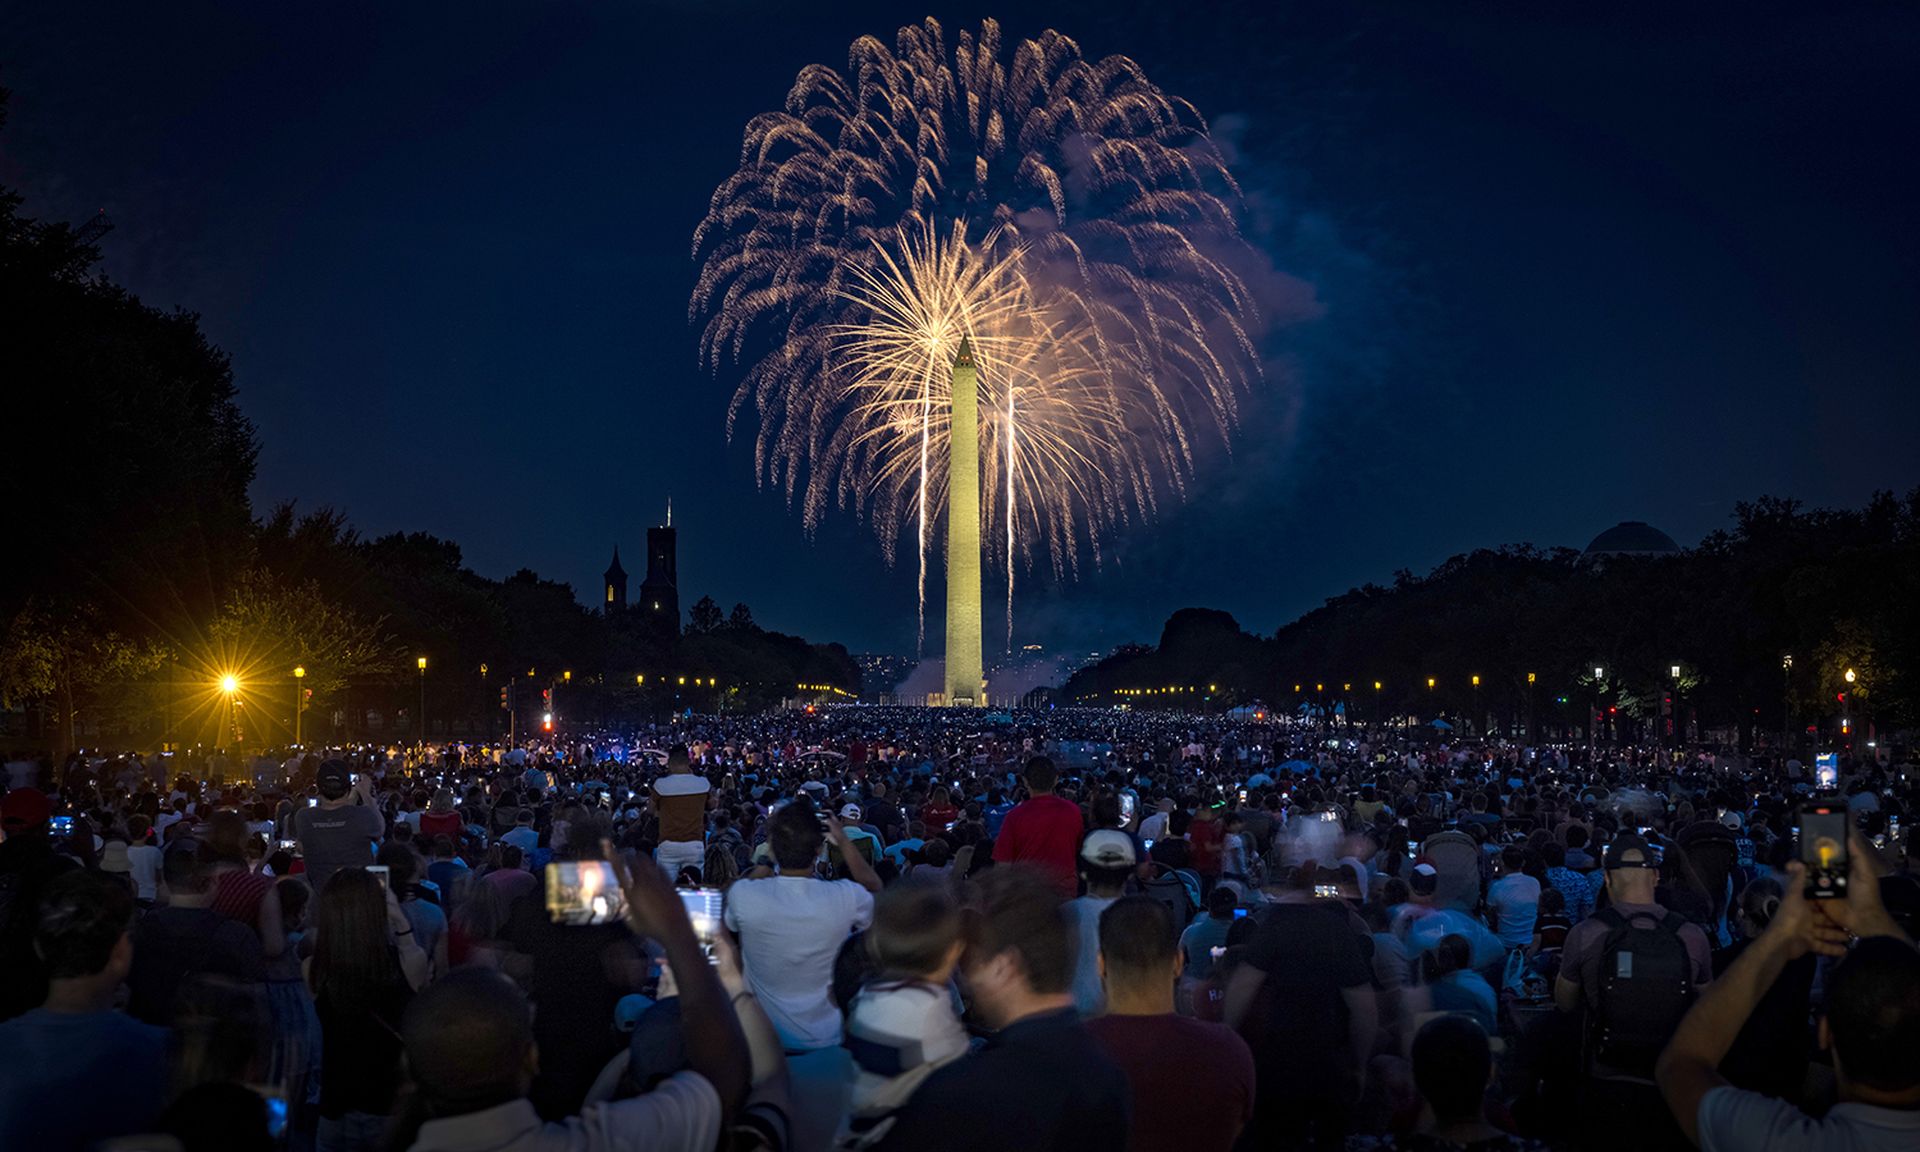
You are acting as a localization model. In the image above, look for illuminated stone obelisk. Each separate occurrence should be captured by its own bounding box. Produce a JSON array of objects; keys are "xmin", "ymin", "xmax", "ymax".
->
[{"xmin": 943, "ymin": 337, "xmax": 984, "ymax": 706}]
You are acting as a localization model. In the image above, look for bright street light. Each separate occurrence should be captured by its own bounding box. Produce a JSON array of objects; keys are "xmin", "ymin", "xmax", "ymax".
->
[
  {"xmin": 219, "ymin": 674, "xmax": 239, "ymax": 694},
  {"xmin": 1594, "ymin": 665, "xmax": 1605, "ymax": 680},
  {"xmin": 1671, "ymin": 664, "xmax": 1681, "ymax": 679},
  {"xmin": 1844, "ymin": 667, "xmax": 1857, "ymax": 684}
]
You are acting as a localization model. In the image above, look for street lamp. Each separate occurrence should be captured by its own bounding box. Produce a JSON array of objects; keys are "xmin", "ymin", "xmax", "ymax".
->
[
  {"xmin": 416, "ymin": 656, "xmax": 427, "ymax": 748},
  {"xmin": 1670, "ymin": 663, "xmax": 1682, "ymax": 751},
  {"xmin": 1844, "ymin": 667, "xmax": 1856, "ymax": 684},
  {"xmin": 1590, "ymin": 666, "xmax": 1605, "ymax": 761},
  {"xmin": 218, "ymin": 674, "xmax": 240, "ymax": 748},
  {"xmin": 293, "ymin": 666, "xmax": 306, "ymax": 746},
  {"xmin": 1781, "ymin": 654, "xmax": 1794, "ymax": 757}
]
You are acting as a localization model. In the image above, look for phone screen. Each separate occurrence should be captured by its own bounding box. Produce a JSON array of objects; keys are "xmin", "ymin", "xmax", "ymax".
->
[
  {"xmin": 678, "ymin": 887, "xmax": 725, "ymax": 955},
  {"xmin": 545, "ymin": 861, "xmax": 628, "ymax": 925},
  {"xmin": 50, "ymin": 815, "xmax": 74, "ymax": 836},
  {"xmin": 277, "ymin": 839, "xmax": 297, "ymax": 851},
  {"xmin": 1312, "ymin": 883, "xmax": 1342, "ymax": 900},
  {"xmin": 366, "ymin": 865, "xmax": 390, "ymax": 891},
  {"xmin": 1798, "ymin": 804, "xmax": 1849, "ymax": 899},
  {"xmin": 1815, "ymin": 753, "xmax": 1839, "ymax": 791}
]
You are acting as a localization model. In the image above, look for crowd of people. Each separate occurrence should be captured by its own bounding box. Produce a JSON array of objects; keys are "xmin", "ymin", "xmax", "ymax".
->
[{"xmin": 1, "ymin": 707, "xmax": 1917, "ymax": 1152}]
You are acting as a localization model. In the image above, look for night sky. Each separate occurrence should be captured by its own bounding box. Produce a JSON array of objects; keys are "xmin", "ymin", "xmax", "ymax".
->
[{"xmin": 6, "ymin": 2, "xmax": 1917, "ymax": 657}]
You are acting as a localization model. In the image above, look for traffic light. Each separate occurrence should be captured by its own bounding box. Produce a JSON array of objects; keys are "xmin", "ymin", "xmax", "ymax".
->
[
  {"xmin": 499, "ymin": 686, "xmax": 511, "ymax": 711},
  {"xmin": 542, "ymin": 688, "xmax": 552, "ymax": 704}
]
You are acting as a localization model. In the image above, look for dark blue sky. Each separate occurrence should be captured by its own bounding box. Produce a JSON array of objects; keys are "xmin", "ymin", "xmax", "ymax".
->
[{"xmin": 5, "ymin": 2, "xmax": 1917, "ymax": 656}]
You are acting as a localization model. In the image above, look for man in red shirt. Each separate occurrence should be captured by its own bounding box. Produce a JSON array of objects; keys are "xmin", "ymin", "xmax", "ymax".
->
[
  {"xmin": 1088, "ymin": 896, "xmax": 1255, "ymax": 1152},
  {"xmin": 992, "ymin": 757, "xmax": 1084, "ymax": 897}
]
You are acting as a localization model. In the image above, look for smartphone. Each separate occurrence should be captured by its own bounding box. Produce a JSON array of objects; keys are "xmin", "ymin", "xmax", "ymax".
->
[
  {"xmin": 545, "ymin": 861, "xmax": 628, "ymax": 926},
  {"xmin": 1406, "ymin": 839, "xmax": 1419, "ymax": 855},
  {"xmin": 277, "ymin": 839, "xmax": 297, "ymax": 851},
  {"xmin": 1209, "ymin": 946, "xmax": 1227, "ymax": 961},
  {"xmin": 1232, "ymin": 907, "xmax": 1249, "ymax": 920},
  {"xmin": 1312, "ymin": 883, "xmax": 1342, "ymax": 900},
  {"xmin": 1798, "ymin": 803, "xmax": 1850, "ymax": 900},
  {"xmin": 367, "ymin": 865, "xmax": 390, "ymax": 892},
  {"xmin": 678, "ymin": 887, "xmax": 725, "ymax": 958},
  {"xmin": 1143, "ymin": 838, "xmax": 1155, "ymax": 851},
  {"xmin": 307, "ymin": 797, "xmax": 319, "ymax": 808},
  {"xmin": 50, "ymin": 815, "xmax": 75, "ymax": 836},
  {"xmin": 1238, "ymin": 789, "xmax": 1248, "ymax": 804},
  {"xmin": 1815, "ymin": 753, "xmax": 1839, "ymax": 792}
]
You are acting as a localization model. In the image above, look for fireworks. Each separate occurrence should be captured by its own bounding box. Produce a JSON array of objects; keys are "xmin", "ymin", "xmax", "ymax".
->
[{"xmin": 692, "ymin": 17, "xmax": 1261, "ymax": 651}]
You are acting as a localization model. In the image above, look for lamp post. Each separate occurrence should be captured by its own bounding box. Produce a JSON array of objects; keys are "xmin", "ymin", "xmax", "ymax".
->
[
  {"xmin": 1669, "ymin": 663, "xmax": 1682, "ymax": 754},
  {"xmin": 293, "ymin": 666, "xmax": 306, "ymax": 746},
  {"xmin": 1590, "ymin": 665, "xmax": 1605, "ymax": 765},
  {"xmin": 1781, "ymin": 654, "xmax": 1793, "ymax": 759},
  {"xmin": 219, "ymin": 674, "xmax": 240, "ymax": 749},
  {"xmin": 1842, "ymin": 667, "xmax": 1857, "ymax": 748},
  {"xmin": 1470, "ymin": 675, "xmax": 1480, "ymax": 737},
  {"xmin": 417, "ymin": 656, "xmax": 428, "ymax": 748},
  {"xmin": 1526, "ymin": 672, "xmax": 1537, "ymax": 742}
]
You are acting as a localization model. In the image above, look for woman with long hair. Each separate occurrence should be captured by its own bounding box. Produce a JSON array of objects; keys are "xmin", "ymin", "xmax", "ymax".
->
[
  {"xmin": 305, "ymin": 867, "xmax": 429, "ymax": 1152},
  {"xmin": 206, "ymin": 809, "xmax": 285, "ymax": 958},
  {"xmin": 417, "ymin": 787, "xmax": 463, "ymax": 844},
  {"xmin": 918, "ymin": 785, "xmax": 959, "ymax": 833}
]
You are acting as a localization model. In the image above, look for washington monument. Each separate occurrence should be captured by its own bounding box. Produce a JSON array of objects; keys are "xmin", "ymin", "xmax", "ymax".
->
[{"xmin": 944, "ymin": 337, "xmax": 983, "ymax": 705}]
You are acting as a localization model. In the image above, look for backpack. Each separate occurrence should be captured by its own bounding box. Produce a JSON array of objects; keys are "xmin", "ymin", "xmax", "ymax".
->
[
  {"xmin": 1142, "ymin": 865, "xmax": 1198, "ymax": 932},
  {"xmin": 1587, "ymin": 906, "xmax": 1696, "ymax": 1078}
]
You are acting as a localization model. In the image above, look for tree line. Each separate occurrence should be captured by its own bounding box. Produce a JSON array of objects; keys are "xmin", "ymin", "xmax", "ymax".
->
[
  {"xmin": 1065, "ymin": 492, "xmax": 1920, "ymax": 752},
  {"xmin": 0, "ymin": 99, "xmax": 855, "ymax": 755}
]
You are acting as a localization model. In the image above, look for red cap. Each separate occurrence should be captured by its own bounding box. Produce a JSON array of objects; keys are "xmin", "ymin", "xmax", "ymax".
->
[{"xmin": 2, "ymin": 788, "xmax": 52, "ymax": 832}]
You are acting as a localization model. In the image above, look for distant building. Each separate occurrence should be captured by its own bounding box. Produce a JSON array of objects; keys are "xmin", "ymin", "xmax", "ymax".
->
[
  {"xmin": 854, "ymin": 653, "xmax": 916, "ymax": 699},
  {"xmin": 1580, "ymin": 520, "xmax": 1681, "ymax": 565},
  {"xmin": 603, "ymin": 547, "xmax": 628, "ymax": 613},
  {"xmin": 639, "ymin": 514, "xmax": 680, "ymax": 635}
]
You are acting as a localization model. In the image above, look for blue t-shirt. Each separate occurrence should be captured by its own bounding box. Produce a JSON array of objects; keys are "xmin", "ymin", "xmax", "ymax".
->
[{"xmin": 0, "ymin": 1007, "xmax": 170, "ymax": 1151}]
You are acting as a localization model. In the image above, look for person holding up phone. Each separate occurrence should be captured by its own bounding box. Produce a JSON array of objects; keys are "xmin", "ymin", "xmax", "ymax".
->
[
  {"xmin": 293, "ymin": 760, "xmax": 383, "ymax": 896},
  {"xmin": 1659, "ymin": 829, "xmax": 1919, "ymax": 1151},
  {"xmin": 724, "ymin": 796, "xmax": 879, "ymax": 1152},
  {"xmin": 395, "ymin": 843, "xmax": 749, "ymax": 1152}
]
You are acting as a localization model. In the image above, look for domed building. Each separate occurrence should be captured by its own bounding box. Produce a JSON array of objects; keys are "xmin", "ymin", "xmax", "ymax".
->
[{"xmin": 1580, "ymin": 520, "xmax": 1681, "ymax": 565}]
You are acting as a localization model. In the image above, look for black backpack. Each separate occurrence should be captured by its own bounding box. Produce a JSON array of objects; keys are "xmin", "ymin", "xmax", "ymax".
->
[{"xmin": 1587, "ymin": 906, "xmax": 1696, "ymax": 1078}]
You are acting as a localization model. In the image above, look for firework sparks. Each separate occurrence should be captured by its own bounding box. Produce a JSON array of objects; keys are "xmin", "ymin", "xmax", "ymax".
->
[{"xmin": 693, "ymin": 17, "xmax": 1261, "ymax": 653}]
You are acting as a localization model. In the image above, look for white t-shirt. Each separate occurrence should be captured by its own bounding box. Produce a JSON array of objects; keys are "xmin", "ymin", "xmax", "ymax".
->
[
  {"xmin": 126, "ymin": 844, "xmax": 164, "ymax": 901},
  {"xmin": 1487, "ymin": 873, "xmax": 1542, "ymax": 948},
  {"xmin": 1065, "ymin": 894, "xmax": 1120, "ymax": 1017},
  {"xmin": 1699, "ymin": 1086, "xmax": 1920, "ymax": 1152},
  {"xmin": 723, "ymin": 875, "xmax": 875, "ymax": 1050},
  {"xmin": 405, "ymin": 1073, "xmax": 719, "ymax": 1152}
]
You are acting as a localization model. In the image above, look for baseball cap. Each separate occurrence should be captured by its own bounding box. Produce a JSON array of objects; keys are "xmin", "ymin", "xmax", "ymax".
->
[
  {"xmin": 1605, "ymin": 834, "xmax": 1658, "ymax": 870},
  {"xmin": 1080, "ymin": 829, "xmax": 1137, "ymax": 869},
  {"xmin": 316, "ymin": 759, "xmax": 352, "ymax": 796},
  {"xmin": 1, "ymin": 788, "xmax": 51, "ymax": 832},
  {"xmin": 839, "ymin": 803, "xmax": 863, "ymax": 823},
  {"xmin": 1410, "ymin": 861, "xmax": 1439, "ymax": 896}
]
